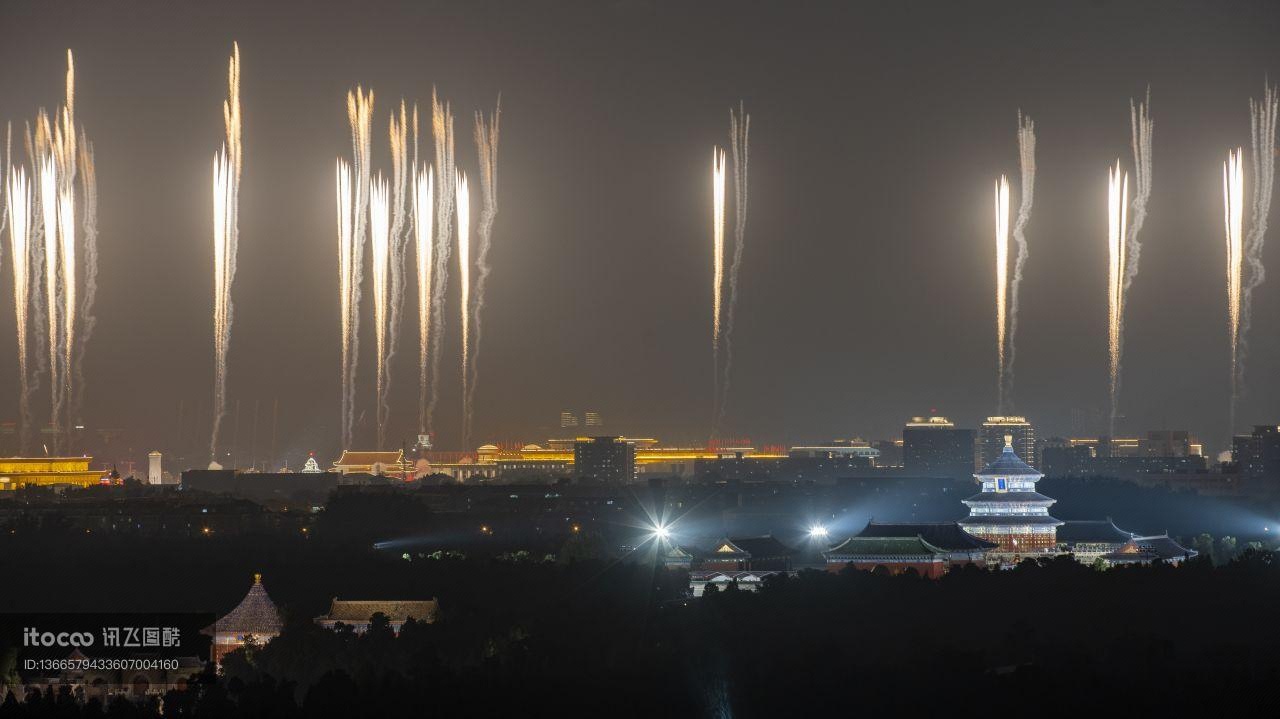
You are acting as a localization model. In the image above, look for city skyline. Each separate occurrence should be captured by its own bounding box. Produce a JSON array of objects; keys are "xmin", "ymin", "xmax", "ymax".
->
[{"xmin": 0, "ymin": 1, "xmax": 1278, "ymax": 460}]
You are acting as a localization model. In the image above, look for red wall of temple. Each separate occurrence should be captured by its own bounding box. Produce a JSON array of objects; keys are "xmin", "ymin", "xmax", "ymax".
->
[{"xmin": 976, "ymin": 532, "xmax": 1057, "ymax": 553}]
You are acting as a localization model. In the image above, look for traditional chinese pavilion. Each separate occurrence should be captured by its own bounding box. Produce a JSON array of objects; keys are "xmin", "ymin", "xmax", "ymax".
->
[
  {"xmin": 958, "ymin": 436, "xmax": 1062, "ymax": 557},
  {"xmin": 209, "ymin": 573, "xmax": 283, "ymax": 667}
]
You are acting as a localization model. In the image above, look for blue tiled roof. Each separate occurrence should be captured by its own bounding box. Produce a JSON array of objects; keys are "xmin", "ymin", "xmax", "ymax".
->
[{"xmin": 975, "ymin": 444, "xmax": 1040, "ymax": 477}]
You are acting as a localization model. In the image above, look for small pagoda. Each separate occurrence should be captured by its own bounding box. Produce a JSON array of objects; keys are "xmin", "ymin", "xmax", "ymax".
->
[
  {"xmin": 958, "ymin": 436, "xmax": 1062, "ymax": 557},
  {"xmin": 209, "ymin": 573, "xmax": 283, "ymax": 667}
]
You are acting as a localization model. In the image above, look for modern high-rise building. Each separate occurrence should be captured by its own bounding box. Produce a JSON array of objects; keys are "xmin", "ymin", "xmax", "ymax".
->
[
  {"xmin": 560, "ymin": 411, "xmax": 580, "ymax": 428},
  {"xmin": 1142, "ymin": 430, "xmax": 1194, "ymax": 458},
  {"xmin": 584, "ymin": 411, "xmax": 603, "ymax": 427},
  {"xmin": 1234, "ymin": 425, "xmax": 1280, "ymax": 482},
  {"xmin": 902, "ymin": 416, "xmax": 975, "ymax": 480},
  {"xmin": 979, "ymin": 416, "xmax": 1037, "ymax": 469},
  {"xmin": 573, "ymin": 436, "xmax": 636, "ymax": 483}
]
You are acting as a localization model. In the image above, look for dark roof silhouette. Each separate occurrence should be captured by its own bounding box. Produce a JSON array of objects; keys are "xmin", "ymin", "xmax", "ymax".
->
[
  {"xmin": 856, "ymin": 521, "xmax": 998, "ymax": 551},
  {"xmin": 1057, "ymin": 519, "xmax": 1136, "ymax": 544},
  {"xmin": 825, "ymin": 535, "xmax": 947, "ymax": 557},
  {"xmin": 1105, "ymin": 534, "xmax": 1198, "ymax": 563},
  {"xmin": 975, "ymin": 443, "xmax": 1040, "ymax": 477},
  {"xmin": 712, "ymin": 535, "xmax": 795, "ymax": 558}
]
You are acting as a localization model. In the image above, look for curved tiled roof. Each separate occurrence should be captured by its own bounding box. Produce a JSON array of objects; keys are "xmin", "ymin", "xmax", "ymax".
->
[
  {"xmin": 1057, "ymin": 519, "xmax": 1135, "ymax": 544},
  {"xmin": 975, "ymin": 444, "xmax": 1041, "ymax": 477},
  {"xmin": 318, "ymin": 599, "xmax": 438, "ymax": 623},
  {"xmin": 711, "ymin": 535, "xmax": 795, "ymax": 558},
  {"xmin": 857, "ymin": 521, "xmax": 998, "ymax": 551},
  {"xmin": 962, "ymin": 491, "xmax": 1055, "ymax": 504},
  {"xmin": 958, "ymin": 515, "xmax": 1064, "ymax": 527},
  {"xmin": 825, "ymin": 535, "xmax": 948, "ymax": 557},
  {"xmin": 215, "ymin": 574, "xmax": 283, "ymax": 635}
]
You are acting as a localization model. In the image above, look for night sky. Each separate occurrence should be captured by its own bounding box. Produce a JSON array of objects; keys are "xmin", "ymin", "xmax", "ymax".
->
[{"xmin": 1, "ymin": 0, "xmax": 1278, "ymax": 465}]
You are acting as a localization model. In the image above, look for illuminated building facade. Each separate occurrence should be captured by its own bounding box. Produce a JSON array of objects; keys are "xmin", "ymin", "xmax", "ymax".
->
[
  {"xmin": 979, "ymin": 416, "xmax": 1036, "ymax": 469},
  {"xmin": 1234, "ymin": 425, "xmax": 1280, "ymax": 482},
  {"xmin": 0, "ymin": 457, "xmax": 104, "ymax": 491},
  {"xmin": 902, "ymin": 416, "xmax": 975, "ymax": 479},
  {"xmin": 332, "ymin": 450, "xmax": 412, "ymax": 477},
  {"xmin": 573, "ymin": 436, "xmax": 636, "ymax": 483},
  {"xmin": 313, "ymin": 599, "xmax": 439, "ymax": 633},
  {"xmin": 958, "ymin": 437, "xmax": 1062, "ymax": 556}
]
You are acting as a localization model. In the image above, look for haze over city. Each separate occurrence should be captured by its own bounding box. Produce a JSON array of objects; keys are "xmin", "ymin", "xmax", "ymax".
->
[{"xmin": 1, "ymin": 0, "xmax": 1278, "ymax": 466}]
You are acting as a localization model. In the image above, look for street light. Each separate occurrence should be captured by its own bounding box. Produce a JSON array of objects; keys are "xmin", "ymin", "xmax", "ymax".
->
[{"xmin": 809, "ymin": 525, "xmax": 829, "ymax": 540}]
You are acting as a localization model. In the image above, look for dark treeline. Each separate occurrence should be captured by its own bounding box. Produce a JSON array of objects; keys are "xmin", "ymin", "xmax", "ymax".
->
[
  {"xmin": 4, "ymin": 488, "xmax": 1280, "ymax": 716},
  {"xmin": 5, "ymin": 546, "xmax": 1280, "ymax": 714}
]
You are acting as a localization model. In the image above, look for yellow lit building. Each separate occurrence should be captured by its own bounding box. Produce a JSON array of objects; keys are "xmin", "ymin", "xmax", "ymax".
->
[
  {"xmin": 0, "ymin": 457, "xmax": 104, "ymax": 491},
  {"xmin": 418, "ymin": 438, "xmax": 787, "ymax": 481}
]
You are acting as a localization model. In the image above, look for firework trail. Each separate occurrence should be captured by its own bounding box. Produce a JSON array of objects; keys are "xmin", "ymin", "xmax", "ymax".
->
[
  {"xmin": 710, "ymin": 148, "xmax": 726, "ymax": 421},
  {"xmin": 383, "ymin": 101, "xmax": 412, "ymax": 445},
  {"xmin": 38, "ymin": 156, "xmax": 62, "ymax": 445},
  {"xmin": 426, "ymin": 90, "xmax": 455, "ymax": 438},
  {"xmin": 466, "ymin": 98, "xmax": 501, "ymax": 445},
  {"xmin": 211, "ymin": 43, "xmax": 241, "ymax": 459},
  {"xmin": 1002, "ymin": 112, "xmax": 1035, "ymax": 412},
  {"xmin": 7, "ymin": 166, "xmax": 34, "ymax": 452},
  {"xmin": 72, "ymin": 134, "xmax": 97, "ymax": 429},
  {"xmin": 994, "ymin": 175, "xmax": 1011, "ymax": 413},
  {"xmin": 456, "ymin": 172, "xmax": 471, "ymax": 445},
  {"xmin": 719, "ymin": 103, "xmax": 750, "ymax": 429},
  {"xmin": 414, "ymin": 166, "xmax": 434, "ymax": 434},
  {"xmin": 1229, "ymin": 83, "xmax": 1277, "ymax": 433},
  {"xmin": 1107, "ymin": 162, "xmax": 1129, "ymax": 435},
  {"xmin": 339, "ymin": 88, "xmax": 374, "ymax": 449},
  {"xmin": 1224, "ymin": 148, "xmax": 1245, "ymax": 433},
  {"xmin": 335, "ymin": 159, "xmax": 356, "ymax": 447},
  {"xmin": 2, "ymin": 123, "xmax": 7, "ymax": 241},
  {"xmin": 370, "ymin": 175, "xmax": 391, "ymax": 448}
]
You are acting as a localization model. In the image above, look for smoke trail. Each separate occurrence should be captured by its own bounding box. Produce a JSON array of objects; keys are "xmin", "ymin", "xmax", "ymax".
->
[
  {"xmin": 1234, "ymin": 83, "xmax": 1278, "ymax": 433},
  {"xmin": 383, "ymin": 102, "xmax": 412, "ymax": 446},
  {"xmin": 718, "ymin": 103, "xmax": 749, "ymax": 429},
  {"xmin": 2, "ymin": 123, "xmax": 7, "ymax": 243},
  {"xmin": 1125, "ymin": 92, "xmax": 1153, "ymax": 294},
  {"xmin": 1107, "ymin": 162, "xmax": 1129, "ymax": 435},
  {"xmin": 466, "ymin": 99, "xmax": 501, "ymax": 445},
  {"xmin": 211, "ymin": 43, "xmax": 241, "ymax": 460},
  {"xmin": 370, "ymin": 175, "xmax": 391, "ymax": 448},
  {"xmin": 994, "ymin": 175, "xmax": 1011, "ymax": 414},
  {"xmin": 414, "ymin": 166, "xmax": 434, "ymax": 434},
  {"xmin": 1224, "ymin": 148, "xmax": 1245, "ymax": 434},
  {"xmin": 7, "ymin": 166, "xmax": 34, "ymax": 452},
  {"xmin": 456, "ymin": 172, "xmax": 471, "ymax": 446},
  {"xmin": 72, "ymin": 134, "xmax": 97, "ymax": 429},
  {"xmin": 24, "ymin": 122, "xmax": 47, "ymax": 429},
  {"xmin": 1003, "ymin": 112, "xmax": 1035, "ymax": 412},
  {"xmin": 340, "ymin": 88, "xmax": 374, "ymax": 449},
  {"xmin": 710, "ymin": 148, "xmax": 726, "ymax": 424},
  {"xmin": 426, "ymin": 90, "xmax": 455, "ymax": 439}
]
